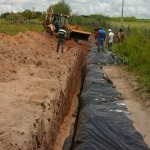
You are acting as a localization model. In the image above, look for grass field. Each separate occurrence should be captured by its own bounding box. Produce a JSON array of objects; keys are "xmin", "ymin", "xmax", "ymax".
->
[
  {"xmin": 0, "ymin": 19, "xmax": 44, "ymax": 35},
  {"xmin": 113, "ymin": 20, "xmax": 150, "ymax": 93},
  {"xmin": 109, "ymin": 19, "xmax": 150, "ymax": 33}
]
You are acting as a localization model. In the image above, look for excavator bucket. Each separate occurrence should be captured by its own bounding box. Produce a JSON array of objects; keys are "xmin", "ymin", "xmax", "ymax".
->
[{"xmin": 69, "ymin": 29, "xmax": 91, "ymax": 41}]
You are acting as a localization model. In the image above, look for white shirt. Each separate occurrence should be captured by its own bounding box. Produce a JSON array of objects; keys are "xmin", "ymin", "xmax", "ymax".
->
[{"xmin": 108, "ymin": 32, "xmax": 114, "ymax": 43}]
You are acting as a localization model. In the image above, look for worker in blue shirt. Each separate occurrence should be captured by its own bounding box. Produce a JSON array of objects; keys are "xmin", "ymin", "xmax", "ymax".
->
[{"xmin": 97, "ymin": 27, "xmax": 106, "ymax": 53}]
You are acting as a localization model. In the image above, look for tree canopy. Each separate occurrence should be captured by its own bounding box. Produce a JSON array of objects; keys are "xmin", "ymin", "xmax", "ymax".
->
[{"xmin": 51, "ymin": 0, "xmax": 71, "ymax": 15}]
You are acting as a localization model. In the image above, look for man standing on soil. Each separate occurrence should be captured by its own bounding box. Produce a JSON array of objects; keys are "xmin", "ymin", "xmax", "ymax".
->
[
  {"xmin": 56, "ymin": 26, "xmax": 66, "ymax": 54},
  {"xmin": 97, "ymin": 27, "xmax": 106, "ymax": 53},
  {"xmin": 107, "ymin": 29, "xmax": 114, "ymax": 52}
]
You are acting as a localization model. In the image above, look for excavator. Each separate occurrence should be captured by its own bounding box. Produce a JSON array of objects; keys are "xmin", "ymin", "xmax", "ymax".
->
[{"xmin": 43, "ymin": 7, "xmax": 91, "ymax": 41}]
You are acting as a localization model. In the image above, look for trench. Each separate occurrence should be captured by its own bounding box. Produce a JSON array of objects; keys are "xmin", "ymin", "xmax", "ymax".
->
[{"xmin": 52, "ymin": 47, "xmax": 149, "ymax": 150}]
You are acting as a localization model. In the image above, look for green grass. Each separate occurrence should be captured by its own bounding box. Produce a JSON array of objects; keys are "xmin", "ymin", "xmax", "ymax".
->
[
  {"xmin": 113, "ymin": 28, "xmax": 150, "ymax": 92},
  {"xmin": 110, "ymin": 21, "xmax": 150, "ymax": 29},
  {"xmin": 0, "ymin": 20, "xmax": 44, "ymax": 35}
]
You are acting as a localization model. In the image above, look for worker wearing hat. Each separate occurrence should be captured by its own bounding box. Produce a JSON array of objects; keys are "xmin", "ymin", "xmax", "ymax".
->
[{"xmin": 107, "ymin": 29, "xmax": 114, "ymax": 52}]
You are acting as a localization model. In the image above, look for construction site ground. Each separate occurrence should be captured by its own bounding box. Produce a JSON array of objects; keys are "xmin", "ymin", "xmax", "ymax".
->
[{"xmin": 0, "ymin": 31, "xmax": 150, "ymax": 149}]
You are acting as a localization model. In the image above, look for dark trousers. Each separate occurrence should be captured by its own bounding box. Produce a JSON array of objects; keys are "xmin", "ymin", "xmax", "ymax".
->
[
  {"xmin": 108, "ymin": 42, "xmax": 113, "ymax": 51},
  {"xmin": 97, "ymin": 40, "xmax": 105, "ymax": 53},
  {"xmin": 57, "ymin": 38, "xmax": 65, "ymax": 53}
]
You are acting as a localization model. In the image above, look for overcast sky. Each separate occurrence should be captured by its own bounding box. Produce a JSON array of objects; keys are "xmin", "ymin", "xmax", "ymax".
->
[{"xmin": 0, "ymin": 0, "xmax": 150, "ymax": 19}]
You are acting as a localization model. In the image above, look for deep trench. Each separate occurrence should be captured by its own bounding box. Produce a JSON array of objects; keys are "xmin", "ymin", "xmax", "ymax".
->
[
  {"xmin": 61, "ymin": 57, "xmax": 85, "ymax": 150},
  {"xmin": 53, "ymin": 47, "xmax": 149, "ymax": 150}
]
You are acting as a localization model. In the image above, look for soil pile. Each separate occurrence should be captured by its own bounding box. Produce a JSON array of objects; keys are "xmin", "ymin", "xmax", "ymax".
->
[{"xmin": 0, "ymin": 31, "xmax": 89, "ymax": 150}]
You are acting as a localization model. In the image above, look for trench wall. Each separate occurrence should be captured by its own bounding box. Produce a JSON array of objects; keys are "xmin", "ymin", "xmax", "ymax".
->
[
  {"xmin": 31, "ymin": 50, "xmax": 84, "ymax": 149},
  {"xmin": 0, "ymin": 48, "xmax": 85, "ymax": 150}
]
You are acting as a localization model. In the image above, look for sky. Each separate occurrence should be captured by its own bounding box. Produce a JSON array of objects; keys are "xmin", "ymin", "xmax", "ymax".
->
[{"xmin": 0, "ymin": 0, "xmax": 150, "ymax": 19}]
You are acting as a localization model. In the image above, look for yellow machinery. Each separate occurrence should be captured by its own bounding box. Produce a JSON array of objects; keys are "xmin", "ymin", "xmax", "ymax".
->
[{"xmin": 43, "ymin": 7, "xmax": 91, "ymax": 41}]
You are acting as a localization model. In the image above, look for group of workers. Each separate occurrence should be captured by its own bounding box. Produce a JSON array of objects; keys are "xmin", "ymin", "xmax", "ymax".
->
[
  {"xmin": 46, "ymin": 7, "xmax": 125, "ymax": 54},
  {"xmin": 94, "ymin": 27, "xmax": 125, "ymax": 53},
  {"xmin": 56, "ymin": 26, "xmax": 125, "ymax": 54}
]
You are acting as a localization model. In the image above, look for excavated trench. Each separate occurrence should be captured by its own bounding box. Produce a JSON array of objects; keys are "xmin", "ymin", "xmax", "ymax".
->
[
  {"xmin": 37, "ymin": 49, "xmax": 85, "ymax": 150},
  {"xmin": 52, "ymin": 47, "xmax": 149, "ymax": 150},
  {"xmin": 0, "ymin": 31, "xmax": 90, "ymax": 150},
  {"xmin": 19, "ymin": 46, "xmax": 87, "ymax": 150},
  {"xmin": 55, "ymin": 48, "xmax": 149, "ymax": 150},
  {"xmin": 51, "ymin": 49, "xmax": 85, "ymax": 150}
]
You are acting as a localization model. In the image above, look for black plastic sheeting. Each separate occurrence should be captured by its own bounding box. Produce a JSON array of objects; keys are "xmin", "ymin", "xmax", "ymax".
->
[{"xmin": 71, "ymin": 48, "xmax": 150, "ymax": 150}]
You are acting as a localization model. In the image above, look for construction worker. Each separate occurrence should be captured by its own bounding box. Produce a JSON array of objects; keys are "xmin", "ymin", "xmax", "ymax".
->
[
  {"xmin": 107, "ymin": 29, "xmax": 114, "ymax": 52},
  {"xmin": 117, "ymin": 28, "xmax": 125, "ymax": 43},
  {"xmin": 56, "ymin": 26, "xmax": 66, "ymax": 54},
  {"xmin": 97, "ymin": 27, "xmax": 106, "ymax": 53}
]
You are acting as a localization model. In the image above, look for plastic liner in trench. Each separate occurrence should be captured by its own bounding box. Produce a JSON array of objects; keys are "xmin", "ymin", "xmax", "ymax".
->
[{"xmin": 63, "ymin": 48, "xmax": 150, "ymax": 150}]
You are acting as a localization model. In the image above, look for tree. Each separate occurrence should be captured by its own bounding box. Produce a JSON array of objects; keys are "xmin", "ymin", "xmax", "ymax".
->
[
  {"xmin": 51, "ymin": 0, "xmax": 71, "ymax": 15},
  {"xmin": 22, "ymin": 10, "xmax": 33, "ymax": 19},
  {"xmin": 0, "ymin": 12, "xmax": 10, "ymax": 18}
]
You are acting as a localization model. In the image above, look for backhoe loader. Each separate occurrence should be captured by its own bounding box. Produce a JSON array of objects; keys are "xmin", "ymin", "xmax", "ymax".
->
[{"xmin": 43, "ymin": 7, "xmax": 91, "ymax": 41}]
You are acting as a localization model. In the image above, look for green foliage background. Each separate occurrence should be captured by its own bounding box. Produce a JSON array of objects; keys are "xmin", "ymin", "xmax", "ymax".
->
[{"xmin": 51, "ymin": 0, "xmax": 71, "ymax": 15}]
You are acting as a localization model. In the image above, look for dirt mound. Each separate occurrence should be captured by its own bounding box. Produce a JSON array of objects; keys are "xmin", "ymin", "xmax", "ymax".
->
[{"xmin": 0, "ymin": 31, "xmax": 90, "ymax": 149}]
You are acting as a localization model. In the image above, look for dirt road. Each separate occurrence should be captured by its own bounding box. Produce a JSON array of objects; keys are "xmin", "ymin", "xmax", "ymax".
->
[{"xmin": 104, "ymin": 65, "xmax": 150, "ymax": 148}]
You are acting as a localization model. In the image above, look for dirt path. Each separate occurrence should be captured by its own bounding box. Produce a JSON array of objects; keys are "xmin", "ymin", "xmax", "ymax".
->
[{"xmin": 104, "ymin": 65, "xmax": 150, "ymax": 148}]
